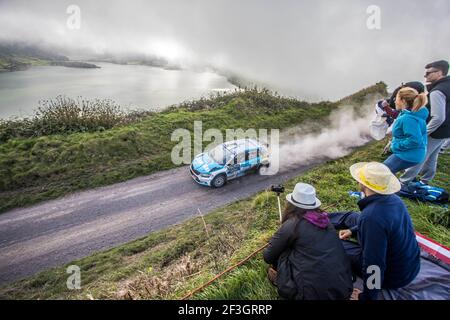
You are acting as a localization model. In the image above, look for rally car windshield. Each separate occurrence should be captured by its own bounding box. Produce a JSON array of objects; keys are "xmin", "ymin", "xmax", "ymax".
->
[{"xmin": 208, "ymin": 145, "xmax": 233, "ymax": 165}]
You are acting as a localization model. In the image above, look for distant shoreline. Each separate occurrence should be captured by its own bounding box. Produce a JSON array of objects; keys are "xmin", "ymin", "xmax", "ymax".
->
[
  {"xmin": 0, "ymin": 59, "xmax": 101, "ymax": 72},
  {"xmin": 50, "ymin": 61, "xmax": 101, "ymax": 69}
]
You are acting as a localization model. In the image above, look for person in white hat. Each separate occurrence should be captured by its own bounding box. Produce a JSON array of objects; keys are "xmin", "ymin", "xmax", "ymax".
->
[
  {"xmin": 263, "ymin": 182, "xmax": 353, "ymax": 300},
  {"xmin": 328, "ymin": 162, "xmax": 420, "ymax": 300}
]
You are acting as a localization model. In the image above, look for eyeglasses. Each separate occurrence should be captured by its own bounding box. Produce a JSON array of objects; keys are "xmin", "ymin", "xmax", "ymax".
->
[{"xmin": 425, "ymin": 70, "xmax": 440, "ymax": 77}]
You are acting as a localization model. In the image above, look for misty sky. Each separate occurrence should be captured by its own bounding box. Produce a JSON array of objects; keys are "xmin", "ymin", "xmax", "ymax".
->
[{"xmin": 1, "ymin": 0, "xmax": 449, "ymax": 100}]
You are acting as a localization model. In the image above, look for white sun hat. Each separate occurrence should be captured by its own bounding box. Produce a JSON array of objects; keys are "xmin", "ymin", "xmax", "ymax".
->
[
  {"xmin": 286, "ymin": 183, "xmax": 322, "ymax": 209},
  {"xmin": 350, "ymin": 162, "xmax": 401, "ymax": 195}
]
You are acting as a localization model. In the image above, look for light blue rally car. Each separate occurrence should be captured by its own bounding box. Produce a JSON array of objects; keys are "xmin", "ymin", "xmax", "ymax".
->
[{"xmin": 190, "ymin": 139, "xmax": 270, "ymax": 188}]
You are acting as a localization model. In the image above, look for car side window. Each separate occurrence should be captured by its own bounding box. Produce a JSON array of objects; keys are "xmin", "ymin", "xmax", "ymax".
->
[
  {"xmin": 236, "ymin": 152, "xmax": 246, "ymax": 164},
  {"xmin": 247, "ymin": 150, "xmax": 258, "ymax": 160}
]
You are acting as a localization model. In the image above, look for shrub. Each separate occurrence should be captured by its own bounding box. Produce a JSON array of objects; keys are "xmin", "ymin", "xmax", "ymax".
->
[{"xmin": 0, "ymin": 96, "xmax": 152, "ymax": 142}]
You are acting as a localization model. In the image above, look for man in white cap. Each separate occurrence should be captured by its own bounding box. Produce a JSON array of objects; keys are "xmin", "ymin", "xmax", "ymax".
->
[{"xmin": 329, "ymin": 162, "xmax": 420, "ymax": 300}]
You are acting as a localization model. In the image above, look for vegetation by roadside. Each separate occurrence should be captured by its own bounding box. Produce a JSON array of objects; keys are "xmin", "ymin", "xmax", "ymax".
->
[
  {"xmin": 1, "ymin": 138, "xmax": 448, "ymax": 300},
  {"xmin": 0, "ymin": 96, "xmax": 150, "ymax": 142}
]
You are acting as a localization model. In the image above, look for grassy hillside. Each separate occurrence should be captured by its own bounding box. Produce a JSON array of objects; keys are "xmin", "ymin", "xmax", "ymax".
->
[
  {"xmin": 0, "ymin": 56, "xmax": 50, "ymax": 72},
  {"xmin": 0, "ymin": 83, "xmax": 387, "ymax": 213},
  {"xmin": 0, "ymin": 42, "xmax": 68, "ymax": 72},
  {"xmin": 1, "ymin": 139, "xmax": 448, "ymax": 300}
]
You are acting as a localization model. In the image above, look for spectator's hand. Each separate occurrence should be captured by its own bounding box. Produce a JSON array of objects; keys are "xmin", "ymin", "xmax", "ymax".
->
[
  {"xmin": 350, "ymin": 288, "xmax": 362, "ymax": 300},
  {"xmin": 339, "ymin": 229, "xmax": 352, "ymax": 240},
  {"xmin": 381, "ymin": 100, "xmax": 389, "ymax": 109}
]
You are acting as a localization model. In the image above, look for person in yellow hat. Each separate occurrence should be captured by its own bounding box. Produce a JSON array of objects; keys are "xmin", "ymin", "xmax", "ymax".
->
[{"xmin": 328, "ymin": 162, "xmax": 421, "ymax": 300}]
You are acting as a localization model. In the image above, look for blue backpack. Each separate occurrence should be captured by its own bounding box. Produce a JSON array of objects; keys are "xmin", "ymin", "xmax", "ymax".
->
[{"xmin": 397, "ymin": 181, "xmax": 449, "ymax": 204}]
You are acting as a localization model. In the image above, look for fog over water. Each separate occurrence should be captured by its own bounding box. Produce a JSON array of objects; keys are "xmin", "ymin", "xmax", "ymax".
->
[
  {"xmin": 1, "ymin": 0, "xmax": 449, "ymax": 103},
  {"xmin": 0, "ymin": 62, "xmax": 236, "ymax": 118}
]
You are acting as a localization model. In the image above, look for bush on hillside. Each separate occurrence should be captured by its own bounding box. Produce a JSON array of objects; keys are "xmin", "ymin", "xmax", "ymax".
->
[{"xmin": 0, "ymin": 96, "xmax": 155, "ymax": 142}]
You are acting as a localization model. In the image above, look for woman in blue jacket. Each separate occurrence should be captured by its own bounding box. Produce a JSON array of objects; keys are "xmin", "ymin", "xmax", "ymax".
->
[{"xmin": 384, "ymin": 87, "xmax": 429, "ymax": 174}]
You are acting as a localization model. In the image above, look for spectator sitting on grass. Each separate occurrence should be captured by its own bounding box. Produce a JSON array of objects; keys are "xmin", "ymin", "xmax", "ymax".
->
[
  {"xmin": 263, "ymin": 182, "xmax": 353, "ymax": 300},
  {"xmin": 328, "ymin": 162, "xmax": 421, "ymax": 300}
]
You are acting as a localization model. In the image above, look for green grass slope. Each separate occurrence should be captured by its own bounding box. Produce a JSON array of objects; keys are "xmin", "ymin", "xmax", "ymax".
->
[
  {"xmin": 1, "ymin": 139, "xmax": 448, "ymax": 300},
  {"xmin": 0, "ymin": 83, "xmax": 386, "ymax": 213}
]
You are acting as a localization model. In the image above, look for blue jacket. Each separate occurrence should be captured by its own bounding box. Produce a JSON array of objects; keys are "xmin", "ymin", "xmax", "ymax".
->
[
  {"xmin": 357, "ymin": 194, "xmax": 420, "ymax": 300},
  {"xmin": 391, "ymin": 107, "xmax": 429, "ymax": 163}
]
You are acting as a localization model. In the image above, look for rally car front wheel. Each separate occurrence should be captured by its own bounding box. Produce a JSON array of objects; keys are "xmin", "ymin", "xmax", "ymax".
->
[
  {"xmin": 211, "ymin": 174, "xmax": 227, "ymax": 188},
  {"xmin": 256, "ymin": 163, "xmax": 270, "ymax": 175}
]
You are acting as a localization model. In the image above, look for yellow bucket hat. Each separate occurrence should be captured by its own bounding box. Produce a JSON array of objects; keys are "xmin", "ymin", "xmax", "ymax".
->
[{"xmin": 349, "ymin": 162, "xmax": 401, "ymax": 195}]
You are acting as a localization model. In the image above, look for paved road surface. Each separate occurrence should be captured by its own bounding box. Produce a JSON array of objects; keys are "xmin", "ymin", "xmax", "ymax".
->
[{"xmin": 0, "ymin": 162, "xmax": 322, "ymax": 285}]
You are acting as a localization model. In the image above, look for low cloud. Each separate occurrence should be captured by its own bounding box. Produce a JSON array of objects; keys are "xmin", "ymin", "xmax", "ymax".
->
[{"xmin": 0, "ymin": 0, "xmax": 449, "ymax": 100}]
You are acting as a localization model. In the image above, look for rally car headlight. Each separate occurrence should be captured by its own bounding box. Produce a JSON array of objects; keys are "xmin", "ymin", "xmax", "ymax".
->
[{"xmin": 200, "ymin": 173, "xmax": 211, "ymax": 178}]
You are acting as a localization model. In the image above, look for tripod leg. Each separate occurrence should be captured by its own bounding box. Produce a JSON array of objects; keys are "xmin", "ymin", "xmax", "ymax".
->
[{"xmin": 277, "ymin": 195, "xmax": 282, "ymax": 222}]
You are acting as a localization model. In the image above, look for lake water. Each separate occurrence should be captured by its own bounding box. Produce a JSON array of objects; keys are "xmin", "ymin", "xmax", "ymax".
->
[{"xmin": 0, "ymin": 62, "xmax": 236, "ymax": 119}]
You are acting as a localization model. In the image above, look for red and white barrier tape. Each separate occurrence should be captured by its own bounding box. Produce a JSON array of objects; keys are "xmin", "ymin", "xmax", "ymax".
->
[{"xmin": 415, "ymin": 232, "xmax": 450, "ymax": 265}]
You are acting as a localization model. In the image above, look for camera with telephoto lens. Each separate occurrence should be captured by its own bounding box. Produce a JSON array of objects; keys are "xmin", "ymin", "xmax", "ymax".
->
[{"xmin": 270, "ymin": 184, "xmax": 285, "ymax": 194}]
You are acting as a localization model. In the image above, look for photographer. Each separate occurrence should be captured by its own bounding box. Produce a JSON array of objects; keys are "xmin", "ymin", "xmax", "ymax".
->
[
  {"xmin": 383, "ymin": 87, "xmax": 429, "ymax": 174},
  {"xmin": 263, "ymin": 183, "xmax": 353, "ymax": 300},
  {"xmin": 376, "ymin": 81, "xmax": 425, "ymax": 127}
]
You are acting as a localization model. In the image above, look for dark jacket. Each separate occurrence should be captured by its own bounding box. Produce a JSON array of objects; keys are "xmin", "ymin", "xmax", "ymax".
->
[
  {"xmin": 356, "ymin": 194, "xmax": 421, "ymax": 300},
  {"xmin": 263, "ymin": 211, "xmax": 353, "ymax": 300},
  {"xmin": 427, "ymin": 76, "xmax": 450, "ymax": 139}
]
